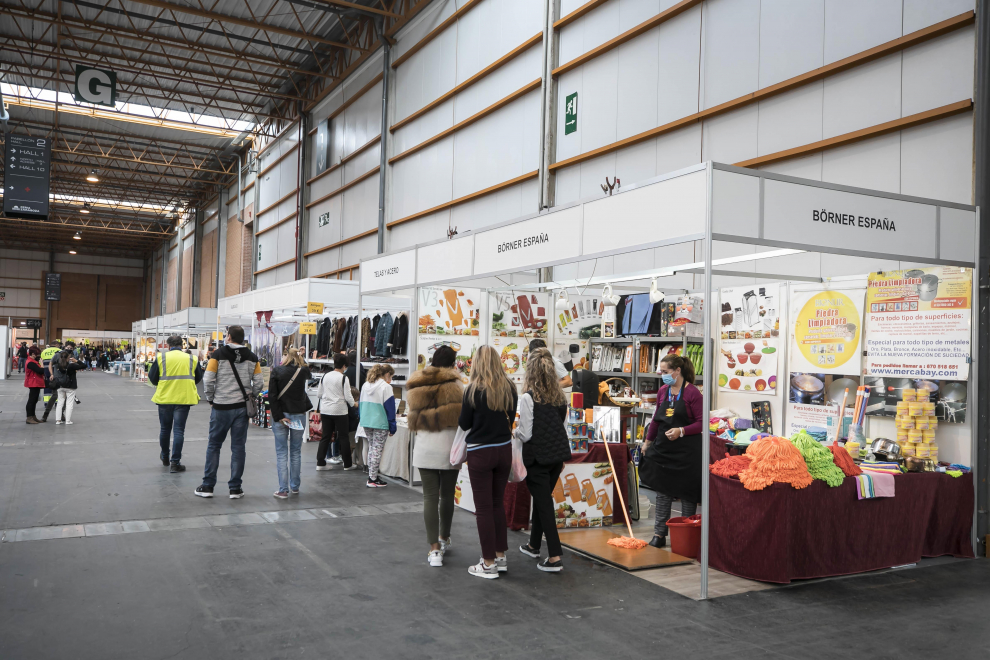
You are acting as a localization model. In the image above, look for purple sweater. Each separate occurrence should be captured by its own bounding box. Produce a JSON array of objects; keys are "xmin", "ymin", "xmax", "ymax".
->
[{"xmin": 646, "ymin": 383, "xmax": 703, "ymax": 442}]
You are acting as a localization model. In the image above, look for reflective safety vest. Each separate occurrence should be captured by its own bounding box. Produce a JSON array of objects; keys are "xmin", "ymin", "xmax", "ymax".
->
[
  {"xmin": 40, "ymin": 346, "xmax": 60, "ymax": 362},
  {"xmin": 151, "ymin": 350, "xmax": 200, "ymax": 405}
]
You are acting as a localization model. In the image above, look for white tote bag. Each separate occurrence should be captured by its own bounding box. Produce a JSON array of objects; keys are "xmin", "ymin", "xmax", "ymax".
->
[{"xmin": 450, "ymin": 427, "xmax": 469, "ymax": 466}]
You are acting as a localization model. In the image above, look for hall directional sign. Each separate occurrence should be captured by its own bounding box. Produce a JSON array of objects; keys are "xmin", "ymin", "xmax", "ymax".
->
[
  {"xmin": 74, "ymin": 65, "xmax": 117, "ymax": 107},
  {"xmin": 3, "ymin": 134, "xmax": 52, "ymax": 219}
]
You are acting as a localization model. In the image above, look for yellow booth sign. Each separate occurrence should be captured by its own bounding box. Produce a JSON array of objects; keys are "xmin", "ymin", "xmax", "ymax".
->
[
  {"xmin": 299, "ymin": 322, "xmax": 317, "ymax": 335},
  {"xmin": 307, "ymin": 302, "xmax": 324, "ymax": 315}
]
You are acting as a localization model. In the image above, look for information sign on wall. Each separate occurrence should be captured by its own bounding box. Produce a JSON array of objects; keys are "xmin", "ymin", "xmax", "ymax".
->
[
  {"xmin": 73, "ymin": 65, "xmax": 117, "ymax": 107},
  {"xmin": 318, "ymin": 211, "xmax": 331, "ymax": 227},
  {"xmin": 564, "ymin": 92, "xmax": 578, "ymax": 135},
  {"xmin": 3, "ymin": 134, "xmax": 52, "ymax": 218},
  {"xmin": 45, "ymin": 274, "xmax": 61, "ymax": 301},
  {"xmin": 315, "ymin": 119, "xmax": 329, "ymax": 175}
]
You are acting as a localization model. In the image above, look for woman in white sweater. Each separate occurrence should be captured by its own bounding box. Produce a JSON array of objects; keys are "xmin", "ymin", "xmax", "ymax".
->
[{"xmin": 315, "ymin": 354, "xmax": 356, "ymax": 471}]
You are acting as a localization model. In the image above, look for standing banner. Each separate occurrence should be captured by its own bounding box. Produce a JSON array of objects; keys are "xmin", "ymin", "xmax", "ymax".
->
[
  {"xmin": 717, "ymin": 284, "xmax": 780, "ymax": 393},
  {"xmin": 864, "ymin": 267, "xmax": 972, "ymax": 380}
]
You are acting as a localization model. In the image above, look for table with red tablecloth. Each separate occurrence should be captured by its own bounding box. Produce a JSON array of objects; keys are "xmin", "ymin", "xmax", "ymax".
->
[
  {"xmin": 504, "ymin": 442, "xmax": 630, "ymax": 531},
  {"xmin": 708, "ymin": 471, "xmax": 975, "ymax": 583}
]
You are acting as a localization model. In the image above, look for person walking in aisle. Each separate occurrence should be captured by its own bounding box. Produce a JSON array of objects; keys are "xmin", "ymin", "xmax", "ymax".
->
[
  {"xmin": 16, "ymin": 342, "xmax": 27, "ymax": 374},
  {"xmin": 24, "ymin": 345, "xmax": 45, "ymax": 424},
  {"xmin": 268, "ymin": 348, "xmax": 313, "ymax": 498},
  {"xmin": 51, "ymin": 347, "xmax": 85, "ymax": 425},
  {"xmin": 315, "ymin": 354, "xmax": 357, "ymax": 472},
  {"xmin": 355, "ymin": 363, "xmax": 396, "ymax": 488},
  {"xmin": 39, "ymin": 342, "xmax": 61, "ymax": 422},
  {"xmin": 459, "ymin": 345, "xmax": 518, "ymax": 579},
  {"xmin": 149, "ymin": 335, "xmax": 204, "ymax": 473},
  {"xmin": 515, "ymin": 348, "xmax": 571, "ymax": 572},
  {"xmin": 639, "ymin": 354, "xmax": 703, "ymax": 548},
  {"xmin": 196, "ymin": 325, "xmax": 262, "ymax": 499},
  {"xmin": 407, "ymin": 346, "xmax": 464, "ymax": 567}
]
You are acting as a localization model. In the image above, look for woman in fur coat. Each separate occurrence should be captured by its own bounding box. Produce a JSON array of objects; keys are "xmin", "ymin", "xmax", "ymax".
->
[{"xmin": 408, "ymin": 345, "xmax": 464, "ymax": 567}]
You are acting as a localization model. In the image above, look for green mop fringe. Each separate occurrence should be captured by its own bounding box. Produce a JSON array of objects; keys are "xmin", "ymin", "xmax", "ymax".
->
[{"xmin": 790, "ymin": 430, "xmax": 846, "ymax": 487}]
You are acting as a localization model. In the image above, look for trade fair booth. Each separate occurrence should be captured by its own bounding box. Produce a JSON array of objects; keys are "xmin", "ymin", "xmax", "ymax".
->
[
  {"xmin": 132, "ymin": 309, "xmax": 233, "ymax": 382},
  {"xmin": 358, "ymin": 162, "xmax": 979, "ymax": 598}
]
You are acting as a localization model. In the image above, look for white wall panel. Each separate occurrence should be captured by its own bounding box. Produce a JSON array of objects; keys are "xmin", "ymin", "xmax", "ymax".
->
[
  {"xmin": 343, "ymin": 144, "xmax": 381, "ymax": 182},
  {"xmin": 256, "ymin": 232, "xmax": 278, "ymax": 272},
  {"xmin": 615, "ymin": 139, "xmax": 658, "ymax": 185},
  {"xmin": 822, "ymin": 53, "xmax": 901, "ymax": 139},
  {"xmin": 258, "ymin": 168, "xmax": 280, "ymax": 210},
  {"xmin": 757, "ymin": 81, "xmax": 823, "ymax": 156},
  {"xmin": 340, "ymin": 234, "xmax": 378, "ymax": 267},
  {"xmin": 577, "ymin": 50, "xmax": 619, "ymax": 153},
  {"xmin": 656, "ymin": 123, "xmax": 702, "ymax": 176},
  {"xmin": 759, "ymin": 0, "xmax": 824, "ymax": 87},
  {"xmin": 657, "ymin": 5, "xmax": 701, "ymax": 125},
  {"xmin": 558, "ymin": 0, "xmax": 619, "ymax": 65},
  {"xmin": 308, "ymin": 247, "xmax": 340, "ymax": 277},
  {"xmin": 341, "ymin": 174, "xmax": 381, "ymax": 237},
  {"xmin": 758, "ymin": 153, "xmax": 823, "ymax": 180},
  {"xmin": 453, "ymin": 45, "xmax": 542, "ymax": 123},
  {"xmin": 701, "ymin": 0, "xmax": 760, "ymax": 110},
  {"xmin": 396, "ymin": 28, "xmax": 458, "ymax": 125},
  {"xmin": 391, "ymin": 0, "xmax": 459, "ymax": 75},
  {"xmin": 390, "ymin": 138, "xmax": 454, "ymax": 221},
  {"xmin": 901, "ymin": 28, "xmax": 975, "ymax": 116},
  {"xmin": 616, "ymin": 27, "xmax": 659, "ymax": 140},
  {"xmin": 388, "ymin": 210, "xmax": 449, "ymax": 252},
  {"xmin": 823, "ymin": 0, "xmax": 901, "ymax": 64},
  {"xmin": 274, "ymin": 263, "xmax": 296, "ymax": 285},
  {"xmin": 900, "ymin": 113, "xmax": 974, "ymax": 204},
  {"xmin": 393, "ymin": 99, "xmax": 453, "ymax": 154},
  {"xmin": 277, "ymin": 223, "xmax": 296, "ymax": 262},
  {"xmin": 576, "ymin": 152, "xmax": 616, "ymax": 201},
  {"xmin": 278, "ymin": 155, "xmax": 298, "ymax": 198},
  {"xmin": 554, "ymin": 167, "xmax": 581, "ymax": 206},
  {"xmin": 821, "ymin": 131, "xmax": 901, "ymax": 193},
  {"xmin": 308, "ymin": 195, "xmax": 342, "ymax": 248},
  {"xmin": 702, "ymin": 103, "xmax": 758, "ymax": 164},
  {"xmin": 455, "ymin": 0, "xmax": 542, "ymax": 85},
  {"xmin": 449, "ymin": 178, "xmax": 538, "ymax": 234},
  {"xmin": 903, "ymin": 0, "xmax": 974, "ymax": 34}
]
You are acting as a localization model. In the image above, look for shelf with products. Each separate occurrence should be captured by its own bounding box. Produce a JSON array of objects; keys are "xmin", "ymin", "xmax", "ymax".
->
[{"xmin": 589, "ymin": 337, "xmax": 634, "ymax": 344}]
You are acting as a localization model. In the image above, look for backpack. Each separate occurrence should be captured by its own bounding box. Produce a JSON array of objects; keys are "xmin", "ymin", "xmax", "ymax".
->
[{"xmin": 51, "ymin": 355, "xmax": 70, "ymax": 388}]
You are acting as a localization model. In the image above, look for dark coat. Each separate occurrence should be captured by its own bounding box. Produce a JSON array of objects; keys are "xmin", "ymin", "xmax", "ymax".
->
[
  {"xmin": 268, "ymin": 364, "xmax": 314, "ymax": 422},
  {"xmin": 406, "ymin": 367, "xmax": 462, "ymax": 432}
]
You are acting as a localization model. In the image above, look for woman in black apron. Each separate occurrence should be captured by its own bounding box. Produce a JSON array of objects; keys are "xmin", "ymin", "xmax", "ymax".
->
[{"xmin": 638, "ymin": 354, "xmax": 703, "ymax": 548}]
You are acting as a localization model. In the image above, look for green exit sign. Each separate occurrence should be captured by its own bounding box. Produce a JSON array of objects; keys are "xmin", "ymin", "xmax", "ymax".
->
[{"xmin": 564, "ymin": 92, "xmax": 578, "ymax": 135}]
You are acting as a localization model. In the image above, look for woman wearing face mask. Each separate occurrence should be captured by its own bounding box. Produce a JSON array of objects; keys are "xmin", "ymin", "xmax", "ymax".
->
[{"xmin": 639, "ymin": 354, "xmax": 703, "ymax": 548}]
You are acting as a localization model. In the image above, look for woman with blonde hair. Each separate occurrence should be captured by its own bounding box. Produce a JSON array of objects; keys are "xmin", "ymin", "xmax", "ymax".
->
[
  {"xmin": 515, "ymin": 348, "xmax": 571, "ymax": 571},
  {"xmin": 356, "ymin": 363, "xmax": 396, "ymax": 488},
  {"xmin": 268, "ymin": 347, "xmax": 313, "ymax": 498},
  {"xmin": 458, "ymin": 345, "xmax": 518, "ymax": 579}
]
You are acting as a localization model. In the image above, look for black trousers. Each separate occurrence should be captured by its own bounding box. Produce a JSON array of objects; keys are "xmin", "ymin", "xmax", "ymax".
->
[
  {"xmin": 526, "ymin": 461, "xmax": 565, "ymax": 557},
  {"xmin": 43, "ymin": 387, "xmax": 59, "ymax": 418},
  {"xmin": 319, "ymin": 414, "xmax": 352, "ymax": 468},
  {"xmin": 26, "ymin": 387, "xmax": 41, "ymax": 417}
]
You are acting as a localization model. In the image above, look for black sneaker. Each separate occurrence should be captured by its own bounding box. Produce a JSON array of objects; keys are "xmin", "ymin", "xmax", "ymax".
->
[
  {"xmin": 160, "ymin": 451, "xmax": 169, "ymax": 466},
  {"xmin": 519, "ymin": 543, "xmax": 541, "ymax": 558},
  {"xmin": 170, "ymin": 463, "xmax": 186, "ymax": 473},
  {"xmin": 648, "ymin": 535, "xmax": 666, "ymax": 548},
  {"xmin": 366, "ymin": 478, "xmax": 388, "ymax": 488},
  {"xmin": 537, "ymin": 558, "xmax": 563, "ymax": 572},
  {"xmin": 229, "ymin": 489, "xmax": 244, "ymax": 499},
  {"xmin": 194, "ymin": 486, "xmax": 214, "ymax": 498}
]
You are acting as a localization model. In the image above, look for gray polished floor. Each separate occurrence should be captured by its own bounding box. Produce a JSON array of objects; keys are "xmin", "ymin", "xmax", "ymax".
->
[{"xmin": 1, "ymin": 370, "xmax": 989, "ymax": 659}]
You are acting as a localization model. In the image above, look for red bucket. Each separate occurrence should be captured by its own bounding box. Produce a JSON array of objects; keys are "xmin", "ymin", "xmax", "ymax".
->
[{"xmin": 666, "ymin": 514, "xmax": 702, "ymax": 559}]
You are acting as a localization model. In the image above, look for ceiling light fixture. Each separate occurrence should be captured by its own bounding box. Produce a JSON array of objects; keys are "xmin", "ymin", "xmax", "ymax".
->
[
  {"xmin": 80, "ymin": 203, "xmax": 90, "ymax": 214},
  {"xmin": 649, "ymin": 278, "xmax": 664, "ymax": 304},
  {"xmin": 68, "ymin": 250, "xmax": 77, "ymax": 255},
  {"xmin": 86, "ymin": 170, "xmax": 99, "ymax": 183},
  {"xmin": 602, "ymin": 284, "xmax": 620, "ymax": 307},
  {"xmin": 73, "ymin": 231, "xmax": 82, "ymax": 240},
  {"xmin": 555, "ymin": 288, "xmax": 570, "ymax": 310}
]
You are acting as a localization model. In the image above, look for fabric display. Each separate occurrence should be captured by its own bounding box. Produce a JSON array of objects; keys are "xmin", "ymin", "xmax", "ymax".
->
[
  {"xmin": 710, "ymin": 453, "xmax": 752, "ymax": 478},
  {"xmin": 855, "ymin": 472, "xmax": 895, "ymax": 499},
  {"xmin": 738, "ymin": 436, "xmax": 813, "ymax": 491},
  {"xmin": 859, "ymin": 461, "xmax": 903, "ymax": 475},
  {"xmin": 829, "ymin": 441, "xmax": 862, "ymax": 477},
  {"xmin": 789, "ymin": 430, "xmax": 845, "ymax": 487}
]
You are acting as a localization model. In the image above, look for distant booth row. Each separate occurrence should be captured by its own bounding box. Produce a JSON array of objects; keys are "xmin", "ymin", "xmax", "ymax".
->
[{"xmin": 351, "ymin": 162, "xmax": 979, "ymax": 598}]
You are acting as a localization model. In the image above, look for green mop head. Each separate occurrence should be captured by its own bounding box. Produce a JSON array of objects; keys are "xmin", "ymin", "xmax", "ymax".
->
[{"xmin": 790, "ymin": 430, "xmax": 846, "ymax": 487}]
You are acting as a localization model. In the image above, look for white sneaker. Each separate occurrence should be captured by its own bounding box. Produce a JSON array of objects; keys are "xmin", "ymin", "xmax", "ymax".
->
[
  {"xmin": 494, "ymin": 556, "xmax": 508, "ymax": 573},
  {"xmin": 439, "ymin": 537, "xmax": 452, "ymax": 555},
  {"xmin": 55, "ymin": 420, "xmax": 63, "ymax": 425},
  {"xmin": 468, "ymin": 558, "xmax": 499, "ymax": 579},
  {"xmin": 328, "ymin": 456, "xmax": 343, "ymax": 464},
  {"xmin": 428, "ymin": 550, "xmax": 443, "ymax": 567},
  {"xmin": 65, "ymin": 421, "xmax": 74, "ymax": 425},
  {"xmin": 316, "ymin": 465, "xmax": 333, "ymax": 471}
]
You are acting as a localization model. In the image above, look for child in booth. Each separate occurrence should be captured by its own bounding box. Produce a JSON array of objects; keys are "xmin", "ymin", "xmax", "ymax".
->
[{"xmin": 355, "ymin": 364, "xmax": 397, "ymax": 488}]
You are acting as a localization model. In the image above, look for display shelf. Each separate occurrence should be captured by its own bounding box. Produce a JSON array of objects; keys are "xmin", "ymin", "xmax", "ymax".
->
[
  {"xmin": 589, "ymin": 337, "xmax": 633, "ymax": 343},
  {"xmin": 361, "ymin": 362, "xmax": 410, "ymax": 368},
  {"xmin": 593, "ymin": 370, "xmax": 630, "ymax": 377},
  {"xmin": 635, "ymin": 406, "xmax": 656, "ymax": 415},
  {"xmin": 638, "ymin": 336, "xmax": 685, "ymax": 343}
]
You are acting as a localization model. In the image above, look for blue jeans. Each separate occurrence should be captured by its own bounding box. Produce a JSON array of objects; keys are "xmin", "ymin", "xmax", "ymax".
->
[
  {"xmin": 158, "ymin": 404, "xmax": 191, "ymax": 463},
  {"xmin": 272, "ymin": 414, "xmax": 304, "ymax": 493},
  {"xmin": 202, "ymin": 407, "xmax": 249, "ymax": 490}
]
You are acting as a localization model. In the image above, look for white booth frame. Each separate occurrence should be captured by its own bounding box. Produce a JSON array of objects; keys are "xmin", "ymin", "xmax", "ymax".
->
[{"xmin": 359, "ymin": 161, "xmax": 980, "ymax": 599}]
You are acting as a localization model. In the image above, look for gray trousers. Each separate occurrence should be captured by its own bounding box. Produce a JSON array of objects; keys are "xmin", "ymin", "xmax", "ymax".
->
[{"xmin": 654, "ymin": 492, "xmax": 697, "ymax": 537}]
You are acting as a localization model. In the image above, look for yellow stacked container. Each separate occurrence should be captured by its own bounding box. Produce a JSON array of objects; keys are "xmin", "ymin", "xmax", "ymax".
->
[
  {"xmin": 901, "ymin": 388, "xmax": 917, "ymax": 402},
  {"xmin": 915, "ymin": 444, "xmax": 930, "ymax": 458}
]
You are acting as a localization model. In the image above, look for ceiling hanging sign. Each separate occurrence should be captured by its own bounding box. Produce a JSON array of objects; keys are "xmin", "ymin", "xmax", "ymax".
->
[
  {"xmin": 361, "ymin": 250, "xmax": 416, "ymax": 293},
  {"xmin": 473, "ymin": 206, "xmax": 582, "ymax": 276},
  {"xmin": 315, "ymin": 119, "xmax": 330, "ymax": 175},
  {"xmin": 3, "ymin": 134, "xmax": 52, "ymax": 219},
  {"xmin": 762, "ymin": 180, "xmax": 937, "ymax": 261},
  {"xmin": 73, "ymin": 65, "xmax": 117, "ymax": 107},
  {"xmin": 45, "ymin": 273, "xmax": 61, "ymax": 301}
]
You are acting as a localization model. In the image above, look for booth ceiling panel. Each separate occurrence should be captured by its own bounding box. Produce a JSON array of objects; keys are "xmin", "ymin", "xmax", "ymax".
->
[
  {"xmin": 758, "ymin": 0, "xmax": 825, "ymax": 88},
  {"xmin": 712, "ymin": 170, "xmax": 760, "ymax": 240},
  {"xmin": 823, "ymin": 0, "xmax": 903, "ymax": 64},
  {"xmin": 417, "ymin": 235, "xmax": 473, "ymax": 284},
  {"xmin": 901, "ymin": 28, "xmax": 975, "ymax": 117},
  {"xmin": 939, "ymin": 207, "xmax": 977, "ymax": 264},
  {"xmin": 701, "ymin": 0, "xmax": 760, "ymax": 110},
  {"xmin": 822, "ymin": 53, "xmax": 903, "ymax": 139},
  {"xmin": 903, "ymin": 0, "xmax": 975, "ymax": 33}
]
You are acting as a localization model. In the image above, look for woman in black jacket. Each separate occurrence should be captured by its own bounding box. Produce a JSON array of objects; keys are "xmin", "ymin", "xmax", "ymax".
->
[
  {"xmin": 52, "ymin": 348, "xmax": 86, "ymax": 425},
  {"xmin": 515, "ymin": 348, "xmax": 572, "ymax": 572},
  {"xmin": 268, "ymin": 348, "xmax": 313, "ymax": 498}
]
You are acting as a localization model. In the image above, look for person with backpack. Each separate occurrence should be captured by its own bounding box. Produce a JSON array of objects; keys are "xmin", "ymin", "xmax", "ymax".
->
[
  {"xmin": 196, "ymin": 325, "xmax": 262, "ymax": 499},
  {"xmin": 315, "ymin": 353, "xmax": 357, "ymax": 472},
  {"xmin": 515, "ymin": 348, "xmax": 572, "ymax": 573},
  {"xmin": 23, "ymin": 345, "xmax": 45, "ymax": 424},
  {"xmin": 268, "ymin": 348, "xmax": 313, "ymax": 498},
  {"xmin": 51, "ymin": 345, "xmax": 86, "ymax": 425},
  {"xmin": 149, "ymin": 335, "xmax": 204, "ymax": 473}
]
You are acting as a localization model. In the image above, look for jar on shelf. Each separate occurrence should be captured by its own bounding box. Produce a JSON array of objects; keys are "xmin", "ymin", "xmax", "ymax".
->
[
  {"xmin": 915, "ymin": 417, "xmax": 930, "ymax": 430},
  {"xmin": 901, "ymin": 388, "xmax": 917, "ymax": 402},
  {"xmin": 908, "ymin": 401, "xmax": 925, "ymax": 417}
]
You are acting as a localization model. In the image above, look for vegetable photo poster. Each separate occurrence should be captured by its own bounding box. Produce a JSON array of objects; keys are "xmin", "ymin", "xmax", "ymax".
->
[
  {"xmin": 553, "ymin": 462, "xmax": 615, "ymax": 529},
  {"xmin": 490, "ymin": 291, "xmax": 549, "ymax": 339},
  {"xmin": 417, "ymin": 286, "xmax": 482, "ymax": 375},
  {"xmin": 718, "ymin": 284, "xmax": 780, "ymax": 393}
]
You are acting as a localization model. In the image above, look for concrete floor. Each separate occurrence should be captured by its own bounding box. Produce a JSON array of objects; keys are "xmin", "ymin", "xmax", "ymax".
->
[{"xmin": 2, "ymin": 370, "xmax": 989, "ymax": 659}]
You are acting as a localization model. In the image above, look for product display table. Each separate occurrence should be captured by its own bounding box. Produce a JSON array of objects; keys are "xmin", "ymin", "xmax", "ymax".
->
[
  {"xmin": 504, "ymin": 442, "xmax": 630, "ymax": 531},
  {"xmin": 378, "ymin": 422, "xmax": 414, "ymax": 483},
  {"xmin": 708, "ymin": 472, "xmax": 975, "ymax": 584}
]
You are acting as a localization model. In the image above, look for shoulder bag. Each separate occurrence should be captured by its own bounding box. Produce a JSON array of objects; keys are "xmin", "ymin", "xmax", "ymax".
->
[
  {"xmin": 278, "ymin": 367, "xmax": 302, "ymax": 400},
  {"xmin": 227, "ymin": 357, "xmax": 258, "ymax": 418}
]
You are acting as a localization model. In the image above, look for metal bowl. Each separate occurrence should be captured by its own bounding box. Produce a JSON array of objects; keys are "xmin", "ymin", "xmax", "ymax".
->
[{"xmin": 870, "ymin": 437, "xmax": 901, "ymax": 461}]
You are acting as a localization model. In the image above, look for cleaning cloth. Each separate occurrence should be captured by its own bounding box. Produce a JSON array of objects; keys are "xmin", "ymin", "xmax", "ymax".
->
[
  {"xmin": 790, "ymin": 430, "xmax": 846, "ymax": 487},
  {"xmin": 739, "ymin": 436, "xmax": 813, "ymax": 491}
]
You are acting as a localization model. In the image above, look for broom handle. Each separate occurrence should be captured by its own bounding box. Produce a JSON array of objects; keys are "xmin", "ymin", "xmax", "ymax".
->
[
  {"xmin": 834, "ymin": 388, "xmax": 849, "ymax": 445},
  {"xmin": 601, "ymin": 428, "xmax": 635, "ymax": 539},
  {"xmin": 851, "ymin": 386, "xmax": 864, "ymax": 426}
]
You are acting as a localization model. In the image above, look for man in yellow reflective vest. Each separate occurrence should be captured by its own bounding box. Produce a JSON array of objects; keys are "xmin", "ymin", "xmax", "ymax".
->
[
  {"xmin": 150, "ymin": 335, "xmax": 204, "ymax": 473},
  {"xmin": 39, "ymin": 342, "xmax": 62, "ymax": 422}
]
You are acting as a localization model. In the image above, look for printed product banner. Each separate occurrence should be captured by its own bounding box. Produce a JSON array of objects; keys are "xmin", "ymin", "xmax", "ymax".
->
[
  {"xmin": 553, "ymin": 294, "xmax": 602, "ymax": 372},
  {"xmin": 785, "ymin": 373, "xmax": 861, "ymax": 438},
  {"xmin": 864, "ymin": 267, "xmax": 972, "ymax": 380},
  {"xmin": 788, "ymin": 288, "xmax": 865, "ymax": 374},
  {"xmin": 718, "ymin": 284, "xmax": 780, "ymax": 393},
  {"xmin": 417, "ymin": 286, "xmax": 482, "ymax": 376},
  {"xmin": 490, "ymin": 291, "xmax": 549, "ymax": 338},
  {"xmin": 552, "ymin": 462, "xmax": 614, "ymax": 528}
]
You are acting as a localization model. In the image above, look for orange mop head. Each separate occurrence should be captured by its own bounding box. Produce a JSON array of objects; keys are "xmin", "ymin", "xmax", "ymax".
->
[
  {"xmin": 739, "ymin": 436, "xmax": 813, "ymax": 491},
  {"xmin": 829, "ymin": 443, "xmax": 863, "ymax": 477},
  {"xmin": 710, "ymin": 452, "xmax": 752, "ymax": 478}
]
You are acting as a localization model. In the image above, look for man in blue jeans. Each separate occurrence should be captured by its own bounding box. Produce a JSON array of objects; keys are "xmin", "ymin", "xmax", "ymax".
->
[
  {"xmin": 196, "ymin": 326, "xmax": 262, "ymax": 499},
  {"xmin": 149, "ymin": 335, "xmax": 204, "ymax": 473}
]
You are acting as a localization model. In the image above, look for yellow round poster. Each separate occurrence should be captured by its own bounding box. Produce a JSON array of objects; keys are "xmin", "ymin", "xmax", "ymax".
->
[{"xmin": 794, "ymin": 291, "xmax": 860, "ymax": 370}]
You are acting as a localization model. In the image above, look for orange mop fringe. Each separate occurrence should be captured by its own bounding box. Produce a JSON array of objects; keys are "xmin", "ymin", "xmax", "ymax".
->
[
  {"xmin": 710, "ymin": 452, "xmax": 752, "ymax": 478},
  {"xmin": 739, "ymin": 436, "xmax": 813, "ymax": 491},
  {"xmin": 829, "ymin": 443, "xmax": 863, "ymax": 477}
]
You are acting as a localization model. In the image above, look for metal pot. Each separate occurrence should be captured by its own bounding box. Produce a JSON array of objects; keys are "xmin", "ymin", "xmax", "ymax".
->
[
  {"xmin": 905, "ymin": 456, "xmax": 937, "ymax": 472},
  {"xmin": 790, "ymin": 374, "xmax": 824, "ymax": 404},
  {"xmin": 870, "ymin": 437, "xmax": 901, "ymax": 461},
  {"xmin": 918, "ymin": 274, "xmax": 940, "ymax": 302}
]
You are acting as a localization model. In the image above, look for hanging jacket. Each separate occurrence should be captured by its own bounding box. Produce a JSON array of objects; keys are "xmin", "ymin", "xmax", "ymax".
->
[
  {"xmin": 370, "ymin": 314, "xmax": 381, "ymax": 349},
  {"xmin": 332, "ymin": 317, "xmax": 345, "ymax": 354},
  {"xmin": 390, "ymin": 313, "xmax": 409, "ymax": 355},
  {"xmin": 346, "ymin": 316, "xmax": 358, "ymax": 350},
  {"xmin": 360, "ymin": 317, "xmax": 372, "ymax": 358},
  {"xmin": 374, "ymin": 312, "xmax": 393, "ymax": 357}
]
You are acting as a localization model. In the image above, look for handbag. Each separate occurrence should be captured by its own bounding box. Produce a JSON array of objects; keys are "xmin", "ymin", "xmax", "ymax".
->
[
  {"xmin": 227, "ymin": 357, "xmax": 258, "ymax": 418},
  {"xmin": 508, "ymin": 434, "xmax": 527, "ymax": 483},
  {"xmin": 308, "ymin": 411, "xmax": 323, "ymax": 442},
  {"xmin": 450, "ymin": 427, "xmax": 469, "ymax": 465}
]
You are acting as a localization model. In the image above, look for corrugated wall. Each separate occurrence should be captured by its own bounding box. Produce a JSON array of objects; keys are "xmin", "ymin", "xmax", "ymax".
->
[{"xmin": 254, "ymin": 123, "xmax": 302, "ymax": 288}]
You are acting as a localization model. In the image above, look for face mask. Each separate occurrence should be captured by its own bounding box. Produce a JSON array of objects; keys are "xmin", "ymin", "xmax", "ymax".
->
[{"xmin": 661, "ymin": 373, "xmax": 676, "ymax": 386}]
